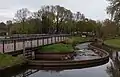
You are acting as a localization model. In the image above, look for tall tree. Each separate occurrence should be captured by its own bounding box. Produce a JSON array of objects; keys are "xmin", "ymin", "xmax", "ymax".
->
[
  {"xmin": 107, "ymin": 0, "xmax": 120, "ymax": 21},
  {"xmin": 15, "ymin": 8, "xmax": 30, "ymax": 33},
  {"xmin": 107, "ymin": 0, "xmax": 120, "ymax": 34},
  {"xmin": 102, "ymin": 19, "xmax": 117, "ymax": 37},
  {"xmin": 35, "ymin": 5, "xmax": 73, "ymax": 34}
]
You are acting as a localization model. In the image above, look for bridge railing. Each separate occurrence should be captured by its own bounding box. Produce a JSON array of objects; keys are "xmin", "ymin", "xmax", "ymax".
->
[
  {"xmin": 9, "ymin": 34, "xmax": 69, "ymax": 39},
  {"xmin": 0, "ymin": 34, "xmax": 70, "ymax": 53}
]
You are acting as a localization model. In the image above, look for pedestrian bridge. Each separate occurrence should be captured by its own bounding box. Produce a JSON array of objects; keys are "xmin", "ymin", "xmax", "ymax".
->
[{"xmin": 0, "ymin": 34, "xmax": 69, "ymax": 55}]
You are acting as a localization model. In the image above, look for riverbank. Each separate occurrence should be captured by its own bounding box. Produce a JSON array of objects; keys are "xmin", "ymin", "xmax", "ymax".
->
[
  {"xmin": 104, "ymin": 38, "xmax": 120, "ymax": 50},
  {"xmin": 0, "ymin": 53, "xmax": 25, "ymax": 70},
  {"xmin": 63, "ymin": 36, "xmax": 91, "ymax": 45},
  {"xmin": 104, "ymin": 38, "xmax": 120, "ymax": 48}
]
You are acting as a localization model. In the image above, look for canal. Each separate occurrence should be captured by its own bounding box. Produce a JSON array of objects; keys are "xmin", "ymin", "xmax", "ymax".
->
[{"xmin": 1, "ymin": 43, "xmax": 120, "ymax": 77}]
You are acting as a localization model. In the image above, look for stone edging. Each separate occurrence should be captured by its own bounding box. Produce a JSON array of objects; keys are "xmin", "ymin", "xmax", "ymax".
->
[{"xmin": 88, "ymin": 44, "xmax": 109, "ymax": 59}]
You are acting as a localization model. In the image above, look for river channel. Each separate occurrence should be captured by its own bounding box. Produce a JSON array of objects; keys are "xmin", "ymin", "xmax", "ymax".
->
[{"xmin": 2, "ymin": 43, "xmax": 120, "ymax": 77}]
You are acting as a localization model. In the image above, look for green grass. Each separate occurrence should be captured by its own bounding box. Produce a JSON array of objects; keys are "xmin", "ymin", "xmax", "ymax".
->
[
  {"xmin": 104, "ymin": 39, "xmax": 120, "ymax": 48},
  {"xmin": 0, "ymin": 53, "xmax": 24, "ymax": 68},
  {"xmin": 40, "ymin": 36, "xmax": 90, "ymax": 53},
  {"xmin": 64, "ymin": 36, "xmax": 90, "ymax": 45},
  {"xmin": 70, "ymin": 36, "xmax": 89, "ymax": 43},
  {"xmin": 40, "ymin": 43, "xmax": 74, "ymax": 53}
]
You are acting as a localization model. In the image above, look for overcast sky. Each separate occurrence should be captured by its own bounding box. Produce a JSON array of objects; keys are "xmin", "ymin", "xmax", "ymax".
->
[{"xmin": 0, "ymin": 0, "xmax": 109, "ymax": 22}]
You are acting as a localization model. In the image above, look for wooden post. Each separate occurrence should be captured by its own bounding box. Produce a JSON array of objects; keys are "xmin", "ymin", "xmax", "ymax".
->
[
  {"xmin": 59, "ymin": 36, "xmax": 60, "ymax": 42},
  {"xmin": 31, "ymin": 40, "xmax": 32, "ymax": 48},
  {"xmin": 47, "ymin": 37, "xmax": 49, "ymax": 44},
  {"xmin": 60, "ymin": 36, "xmax": 62, "ymax": 41},
  {"xmin": 37, "ymin": 38, "xmax": 39, "ymax": 47},
  {"xmin": 64, "ymin": 36, "xmax": 65, "ymax": 40},
  {"xmin": 23, "ymin": 40, "xmax": 25, "ymax": 57},
  {"xmin": 27, "ymin": 40, "xmax": 29, "ymax": 48},
  {"xmin": 58, "ymin": 36, "xmax": 59, "ymax": 42},
  {"xmin": 2, "ymin": 40, "xmax": 5, "ymax": 53},
  {"xmin": 51, "ymin": 37, "xmax": 52, "ymax": 44},
  {"xmin": 42, "ymin": 38, "xmax": 44, "ymax": 45},
  {"xmin": 57, "ymin": 36, "xmax": 59, "ymax": 42},
  {"xmin": 62, "ymin": 36, "xmax": 64, "ymax": 41},
  {"xmin": 14, "ymin": 40, "xmax": 16, "ymax": 51},
  {"xmin": 55, "ymin": 36, "xmax": 56, "ymax": 43}
]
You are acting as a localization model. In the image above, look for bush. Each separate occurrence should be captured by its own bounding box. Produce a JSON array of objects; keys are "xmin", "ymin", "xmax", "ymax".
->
[{"xmin": 0, "ymin": 53, "xmax": 24, "ymax": 68}]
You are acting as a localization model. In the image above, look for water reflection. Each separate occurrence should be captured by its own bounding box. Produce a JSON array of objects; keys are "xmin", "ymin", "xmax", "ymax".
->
[
  {"xmin": 11, "ymin": 70, "xmax": 37, "ymax": 77},
  {"xmin": 1, "ymin": 69, "xmax": 39, "ymax": 77},
  {"xmin": 3, "ymin": 61, "xmax": 109, "ymax": 77},
  {"xmin": 106, "ymin": 51, "xmax": 120, "ymax": 77},
  {"xmin": 9, "ymin": 51, "xmax": 120, "ymax": 77}
]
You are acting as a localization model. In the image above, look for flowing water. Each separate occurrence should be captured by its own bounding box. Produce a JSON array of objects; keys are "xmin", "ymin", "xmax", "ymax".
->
[{"xmin": 2, "ymin": 43, "xmax": 120, "ymax": 77}]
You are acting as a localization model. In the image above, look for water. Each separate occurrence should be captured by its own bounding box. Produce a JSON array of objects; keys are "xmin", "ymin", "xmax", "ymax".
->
[
  {"xmin": 74, "ymin": 43, "xmax": 100, "ymax": 60},
  {"xmin": 2, "ymin": 43, "xmax": 120, "ymax": 77},
  {"xmin": 29, "ymin": 62, "xmax": 110, "ymax": 77}
]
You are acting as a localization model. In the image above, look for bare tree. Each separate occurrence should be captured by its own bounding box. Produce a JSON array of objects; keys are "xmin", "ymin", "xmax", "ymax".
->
[
  {"xmin": 15, "ymin": 8, "xmax": 30, "ymax": 33},
  {"xmin": 15, "ymin": 8, "xmax": 30, "ymax": 22}
]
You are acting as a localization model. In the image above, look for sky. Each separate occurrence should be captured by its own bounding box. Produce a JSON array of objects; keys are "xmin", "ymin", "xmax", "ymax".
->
[{"xmin": 0, "ymin": 0, "xmax": 109, "ymax": 22}]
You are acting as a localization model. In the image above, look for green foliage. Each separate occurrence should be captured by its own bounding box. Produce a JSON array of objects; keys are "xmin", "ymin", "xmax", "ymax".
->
[
  {"xmin": 63, "ymin": 36, "xmax": 90, "ymax": 46},
  {"xmin": 70, "ymin": 37, "xmax": 89, "ymax": 45},
  {"xmin": 106, "ymin": 0, "xmax": 120, "ymax": 22},
  {"xmin": 11, "ymin": 19, "xmax": 42, "ymax": 34},
  {"xmin": 3, "ymin": 5, "xmax": 118, "ymax": 39},
  {"xmin": 76, "ymin": 20, "xmax": 96, "ymax": 33},
  {"xmin": 0, "ymin": 53, "xmax": 24, "ymax": 68},
  {"xmin": 40, "ymin": 43, "xmax": 74, "ymax": 53},
  {"xmin": 10, "ymin": 5, "xmax": 99, "ymax": 34}
]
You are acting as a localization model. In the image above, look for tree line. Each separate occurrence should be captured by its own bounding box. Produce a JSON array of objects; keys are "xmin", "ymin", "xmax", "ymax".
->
[
  {"xmin": 0, "ymin": 5, "xmax": 97, "ymax": 34},
  {"xmin": 0, "ymin": 4, "xmax": 118, "ymax": 39}
]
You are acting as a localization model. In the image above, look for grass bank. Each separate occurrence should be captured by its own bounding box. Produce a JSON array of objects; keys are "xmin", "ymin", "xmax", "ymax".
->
[
  {"xmin": 40, "ymin": 43, "xmax": 74, "ymax": 53},
  {"xmin": 40, "ymin": 36, "xmax": 90, "ymax": 53},
  {"xmin": 104, "ymin": 39, "xmax": 120, "ymax": 48},
  {"xmin": 0, "ymin": 53, "xmax": 25, "ymax": 69},
  {"xmin": 64, "ymin": 36, "xmax": 90, "ymax": 46}
]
